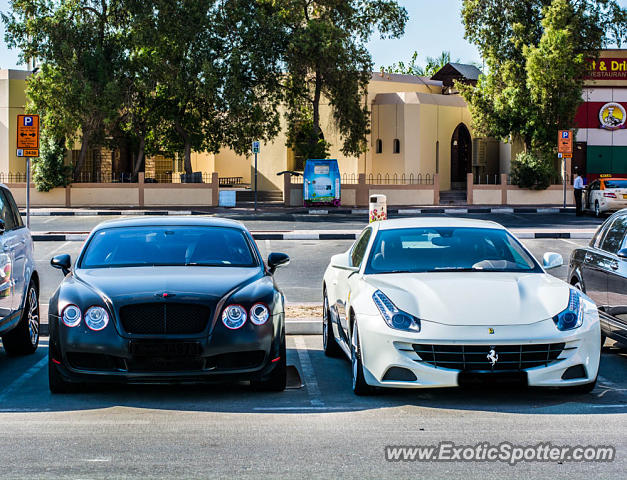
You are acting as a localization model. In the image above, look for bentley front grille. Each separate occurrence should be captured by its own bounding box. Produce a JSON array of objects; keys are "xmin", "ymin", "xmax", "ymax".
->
[{"xmin": 120, "ymin": 303, "xmax": 211, "ymax": 335}]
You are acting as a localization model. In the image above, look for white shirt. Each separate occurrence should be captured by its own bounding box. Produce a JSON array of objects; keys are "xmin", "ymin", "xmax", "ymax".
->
[{"xmin": 574, "ymin": 176, "xmax": 584, "ymax": 189}]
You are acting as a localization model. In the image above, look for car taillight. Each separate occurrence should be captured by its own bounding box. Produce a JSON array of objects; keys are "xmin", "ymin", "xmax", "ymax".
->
[{"xmin": 604, "ymin": 192, "xmax": 617, "ymax": 198}]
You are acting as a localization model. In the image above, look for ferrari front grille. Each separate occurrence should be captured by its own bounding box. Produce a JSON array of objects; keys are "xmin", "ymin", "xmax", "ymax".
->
[
  {"xmin": 120, "ymin": 303, "xmax": 211, "ymax": 335},
  {"xmin": 412, "ymin": 343, "xmax": 567, "ymax": 372}
]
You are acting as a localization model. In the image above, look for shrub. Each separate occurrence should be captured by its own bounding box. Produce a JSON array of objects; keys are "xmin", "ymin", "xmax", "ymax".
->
[
  {"xmin": 32, "ymin": 132, "xmax": 72, "ymax": 192},
  {"xmin": 510, "ymin": 151, "xmax": 555, "ymax": 190}
]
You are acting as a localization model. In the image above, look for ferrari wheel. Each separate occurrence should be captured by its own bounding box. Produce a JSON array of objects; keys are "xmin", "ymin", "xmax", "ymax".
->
[
  {"xmin": 351, "ymin": 321, "xmax": 375, "ymax": 396},
  {"xmin": 323, "ymin": 292, "xmax": 342, "ymax": 358}
]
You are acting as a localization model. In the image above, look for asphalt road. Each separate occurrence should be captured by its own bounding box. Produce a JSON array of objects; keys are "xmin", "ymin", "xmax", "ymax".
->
[
  {"xmin": 27, "ymin": 212, "xmax": 605, "ymax": 233},
  {"xmin": 0, "ymin": 336, "xmax": 625, "ymax": 479},
  {"xmin": 35, "ymin": 237, "xmax": 586, "ymax": 305}
]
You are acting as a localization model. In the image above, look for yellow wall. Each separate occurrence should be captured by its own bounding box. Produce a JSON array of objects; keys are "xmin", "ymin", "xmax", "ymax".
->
[{"xmin": 0, "ymin": 71, "xmax": 29, "ymax": 175}]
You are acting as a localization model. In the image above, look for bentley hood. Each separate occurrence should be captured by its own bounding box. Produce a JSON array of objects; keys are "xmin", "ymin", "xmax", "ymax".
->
[
  {"xmin": 72, "ymin": 266, "xmax": 263, "ymax": 306},
  {"xmin": 364, "ymin": 272, "xmax": 571, "ymax": 326}
]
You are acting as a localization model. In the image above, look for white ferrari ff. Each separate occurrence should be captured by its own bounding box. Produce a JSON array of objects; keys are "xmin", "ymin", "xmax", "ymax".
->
[{"xmin": 322, "ymin": 218, "xmax": 600, "ymax": 395}]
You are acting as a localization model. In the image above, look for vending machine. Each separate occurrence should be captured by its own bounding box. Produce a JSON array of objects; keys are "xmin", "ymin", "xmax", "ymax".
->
[{"xmin": 303, "ymin": 159, "xmax": 341, "ymax": 207}]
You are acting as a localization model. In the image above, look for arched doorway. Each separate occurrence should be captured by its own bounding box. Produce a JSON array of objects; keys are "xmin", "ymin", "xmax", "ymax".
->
[{"xmin": 450, "ymin": 123, "xmax": 472, "ymax": 190}]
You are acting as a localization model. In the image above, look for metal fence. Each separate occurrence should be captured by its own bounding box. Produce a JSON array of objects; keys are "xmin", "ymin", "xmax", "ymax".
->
[
  {"xmin": 505, "ymin": 174, "xmax": 571, "ymax": 186},
  {"xmin": 0, "ymin": 172, "xmax": 28, "ymax": 183},
  {"xmin": 219, "ymin": 176, "xmax": 244, "ymax": 187},
  {"xmin": 474, "ymin": 174, "xmax": 502, "ymax": 185},
  {"xmin": 367, "ymin": 173, "xmax": 434, "ymax": 185},
  {"xmin": 73, "ymin": 172, "xmax": 137, "ymax": 183}
]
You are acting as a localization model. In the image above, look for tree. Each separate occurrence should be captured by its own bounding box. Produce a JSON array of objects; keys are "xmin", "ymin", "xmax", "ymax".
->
[
  {"xmin": 31, "ymin": 129, "xmax": 72, "ymax": 192},
  {"xmin": 383, "ymin": 50, "xmax": 463, "ymax": 77},
  {"xmin": 277, "ymin": 0, "xmax": 408, "ymax": 160},
  {"xmin": 3, "ymin": 1, "xmax": 128, "ymax": 178},
  {"xmin": 459, "ymin": 0, "xmax": 626, "ymax": 154}
]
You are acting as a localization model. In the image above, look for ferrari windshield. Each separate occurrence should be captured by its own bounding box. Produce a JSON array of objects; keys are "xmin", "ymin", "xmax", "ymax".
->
[
  {"xmin": 365, "ymin": 227, "xmax": 541, "ymax": 274},
  {"xmin": 80, "ymin": 226, "xmax": 257, "ymax": 268}
]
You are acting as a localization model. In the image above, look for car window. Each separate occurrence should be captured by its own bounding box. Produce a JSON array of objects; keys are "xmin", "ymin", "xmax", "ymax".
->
[
  {"xmin": 604, "ymin": 180, "xmax": 627, "ymax": 189},
  {"xmin": 600, "ymin": 215, "xmax": 627, "ymax": 254},
  {"xmin": 80, "ymin": 226, "xmax": 257, "ymax": 268},
  {"xmin": 351, "ymin": 228, "xmax": 372, "ymax": 268},
  {"xmin": 0, "ymin": 190, "xmax": 17, "ymax": 231},
  {"xmin": 3, "ymin": 189, "xmax": 23, "ymax": 229},
  {"xmin": 591, "ymin": 181, "xmax": 600, "ymax": 191},
  {"xmin": 365, "ymin": 227, "xmax": 541, "ymax": 274}
]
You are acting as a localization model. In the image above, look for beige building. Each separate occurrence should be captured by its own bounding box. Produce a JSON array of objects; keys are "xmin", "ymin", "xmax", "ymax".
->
[{"xmin": 0, "ymin": 69, "xmax": 30, "ymax": 176}]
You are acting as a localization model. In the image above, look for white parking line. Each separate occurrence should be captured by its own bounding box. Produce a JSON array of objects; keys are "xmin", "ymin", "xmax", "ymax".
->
[
  {"xmin": 48, "ymin": 241, "xmax": 71, "ymax": 256},
  {"xmin": 293, "ymin": 336, "xmax": 324, "ymax": 407},
  {"xmin": 0, "ymin": 356, "xmax": 48, "ymax": 403}
]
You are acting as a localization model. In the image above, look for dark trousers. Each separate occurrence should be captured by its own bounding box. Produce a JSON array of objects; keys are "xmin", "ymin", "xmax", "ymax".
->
[{"xmin": 574, "ymin": 188, "xmax": 583, "ymax": 216}]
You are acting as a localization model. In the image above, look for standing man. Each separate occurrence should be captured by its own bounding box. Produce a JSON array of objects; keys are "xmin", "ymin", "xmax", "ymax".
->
[{"xmin": 573, "ymin": 167, "xmax": 584, "ymax": 216}]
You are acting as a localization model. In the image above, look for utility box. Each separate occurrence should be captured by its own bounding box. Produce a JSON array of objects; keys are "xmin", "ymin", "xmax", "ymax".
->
[
  {"xmin": 219, "ymin": 190, "xmax": 236, "ymax": 207},
  {"xmin": 303, "ymin": 159, "xmax": 341, "ymax": 207},
  {"xmin": 369, "ymin": 194, "xmax": 387, "ymax": 223}
]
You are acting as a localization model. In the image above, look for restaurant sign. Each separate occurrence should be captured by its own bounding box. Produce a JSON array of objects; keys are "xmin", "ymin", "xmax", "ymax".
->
[{"xmin": 585, "ymin": 58, "xmax": 627, "ymax": 80}]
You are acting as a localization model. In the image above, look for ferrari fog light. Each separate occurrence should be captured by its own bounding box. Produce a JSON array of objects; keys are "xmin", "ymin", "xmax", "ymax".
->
[
  {"xmin": 62, "ymin": 305, "xmax": 82, "ymax": 327},
  {"xmin": 250, "ymin": 303, "xmax": 270, "ymax": 325},
  {"xmin": 372, "ymin": 290, "xmax": 421, "ymax": 332},
  {"xmin": 222, "ymin": 305, "xmax": 247, "ymax": 329},
  {"xmin": 84, "ymin": 306, "xmax": 109, "ymax": 331}
]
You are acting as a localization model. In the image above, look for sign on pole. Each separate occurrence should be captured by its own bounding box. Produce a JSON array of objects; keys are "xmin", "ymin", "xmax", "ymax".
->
[
  {"xmin": 16, "ymin": 114, "xmax": 40, "ymax": 158},
  {"xmin": 17, "ymin": 114, "xmax": 39, "ymax": 229},
  {"xmin": 252, "ymin": 141, "xmax": 260, "ymax": 154},
  {"xmin": 558, "ymin": 130, "xmax": 574, "ymax": 209}
]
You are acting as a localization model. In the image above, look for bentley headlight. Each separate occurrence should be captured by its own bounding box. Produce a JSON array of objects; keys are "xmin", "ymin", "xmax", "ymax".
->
[
  {"xmin": 250, "ymin": 303, "xmax": 270, "ymax": 325},
  {"xmin": 372, "ymin": 290, "xmax": 421, "ymax": 332},
  {"xmin": 222, "ymin": 305, "xmax": 247, "ymax": 329},
  {"xmin": 553, "ymin": 289, "xmax": 584, "ymax": 331},
  {"xmin": 84, "ymin": 306, "xmax": 109, "ymax": 331},
  {"xmin": 62, "ymin": 305, "xmax": 82, "ymax": 327}
]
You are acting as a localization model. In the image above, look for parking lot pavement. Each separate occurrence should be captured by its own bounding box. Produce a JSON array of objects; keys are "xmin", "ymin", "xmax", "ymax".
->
[
  {"xmin": 0, "ymin": 335, "xmax": 625, "ymax": 478},
  {"xmin": 25, "ymin": 212, "xmax": 605, "ymax": 233},
  {"xmin": 34, "ymin": 238, "xmax": 588, "ymax": 306}
]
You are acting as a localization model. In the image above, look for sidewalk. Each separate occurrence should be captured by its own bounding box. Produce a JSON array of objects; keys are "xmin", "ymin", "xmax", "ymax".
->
[
  {"xmin": 31, "ymin": 227, "xmax": 597, "ymax": 241},
  {"xmin": 20, "ymin": 205, "xmax": 577, "ymax": 217}
]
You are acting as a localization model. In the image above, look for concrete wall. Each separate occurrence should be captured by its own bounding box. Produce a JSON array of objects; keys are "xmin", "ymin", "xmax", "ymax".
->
[{"xmin": 144, "ymin": 185, "xmax": 212, "ymax": 207}]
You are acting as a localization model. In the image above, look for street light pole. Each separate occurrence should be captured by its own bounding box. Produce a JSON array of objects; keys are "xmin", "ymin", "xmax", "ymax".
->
[{"xmin": 254, "ymin": 151, "xmax": 258, "ymax": 212}]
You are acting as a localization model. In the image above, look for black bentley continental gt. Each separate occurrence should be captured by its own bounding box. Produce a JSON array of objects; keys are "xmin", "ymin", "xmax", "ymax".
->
[{"xmin": 48, "ymin": 217, "xmax": 290, "ymax": 393}]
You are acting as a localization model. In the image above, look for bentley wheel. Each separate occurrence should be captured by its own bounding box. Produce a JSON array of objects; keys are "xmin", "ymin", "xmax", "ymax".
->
[
  {"xmin": 351, "ymin": 321, "xmax": 374, "ymax": 396},
  {"xmin": 323, "ymin": 292, "xmax": 342, "ymax": 358},
  {"xmin": 252, "ymin": 336, "xmax": 287, "ymax": 392},
  {"xmin": 1, "ymin": 281, "xmax": 39, "ymax": 356}
]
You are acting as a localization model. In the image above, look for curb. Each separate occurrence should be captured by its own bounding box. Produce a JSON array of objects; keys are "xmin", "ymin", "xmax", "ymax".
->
[
  {"xmin": 31, "ymin": 229, "xmax": 596, "ymax": 241},
  {"xmin": 38, "ymin": 319, "xmax": 322, "ymax": 337},
  {"xmin": 20, "ymin": 207, "xmax": 575, "ymax": 217}
]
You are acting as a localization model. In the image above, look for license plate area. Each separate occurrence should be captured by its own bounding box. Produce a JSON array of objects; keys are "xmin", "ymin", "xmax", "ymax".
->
[
  {"xmin": 129, "ymin": 341, "xmax": 202, "ymax": 357},
  {"xmin": 458, "ymin": 371, "xmax": 528, "ymax": 387}
]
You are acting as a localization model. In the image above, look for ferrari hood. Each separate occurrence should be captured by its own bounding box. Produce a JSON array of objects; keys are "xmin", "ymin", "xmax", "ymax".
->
[
  {"xmin": 74, "ymin": 266, "xmax": 262, "ymax": 304},
  {"xmin": 364, "ymin": 272, "xmax": 571, "ymax": 326}
]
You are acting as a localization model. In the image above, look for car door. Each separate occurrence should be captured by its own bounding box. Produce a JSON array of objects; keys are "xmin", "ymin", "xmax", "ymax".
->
[
  {"xmin": 603, "ymin": 214, "xmax": 627, "ymax": 342},
  {"xmin": 587, "ymin": 180, "xmax": 600, "ymax": 210},
  {"xmin": 0, "ymin": 190, "xmax": 19, "ymax": 319},
  {"xmin": 334, "ymin": 228, "xmax": 372, "ymax": 345},
  {"xmin": 580, "ymin": 217, "xmax": 612, "ymax": 308},
  {"xmin": 2, "ymin": 188, "xmax": 29, "ymax": 312}
]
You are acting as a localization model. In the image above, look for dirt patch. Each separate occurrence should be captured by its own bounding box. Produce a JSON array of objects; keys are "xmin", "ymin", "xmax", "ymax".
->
[{"xmin": 286, "ymin": 304, "xmax": 322, "ymax": 319}]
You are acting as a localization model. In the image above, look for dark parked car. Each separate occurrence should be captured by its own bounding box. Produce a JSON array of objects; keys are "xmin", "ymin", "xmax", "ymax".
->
[
  {"xmin": 48, "ymin": 217, "xmax": 290, "ymax": 393},
  {"xmin": 569, "ymin": 209, "xmax": 627, "ymax": 347}
]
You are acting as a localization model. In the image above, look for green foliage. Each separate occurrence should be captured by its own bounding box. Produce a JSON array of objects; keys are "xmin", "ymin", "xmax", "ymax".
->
[
  {"xmin": 459, "ymin": 0, "xmax": 626, "ymax": 154},
  {"xmin": 32, "ymin": 131, "xmax": 71, "ymax": 192},
  {"xmin": 278, "ymin": 0, "xmax": 408, "ymax": 158},
  {"xmin": 510, "ymin": 151, "xmax": 555, "ymax": 190},
  {"xmin": 287, "ymin": 116, "xmax": 331, "ymax": 161},
  {"xmin": 383, "ymin": 50, "xmax": 466, "ymax": 77}
]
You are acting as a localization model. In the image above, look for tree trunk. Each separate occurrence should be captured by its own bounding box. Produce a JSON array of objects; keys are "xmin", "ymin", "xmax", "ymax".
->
[
  {"xmin": 73, "ymin": 131, "xmax": 91, "ymax": 180},
  {"xmin": 174, "ymin": 122, "xmax": 193, "ymax": 174},
  {"xmin": 310, "ymin": 69, "xmax": 323, "ymax": 155},
  {"xmin": 132, "ymin": 136, "xmax": 146, "ymax": 175}
]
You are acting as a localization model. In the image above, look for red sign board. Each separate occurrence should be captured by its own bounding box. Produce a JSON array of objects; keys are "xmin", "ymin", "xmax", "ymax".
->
[
  {"xmin": 585, "ymin": 58, "xmax": 627, "ymax": 81},
  {"xmin": 558, "ymin": 130, "xmax": 573, "ymax": 154}
]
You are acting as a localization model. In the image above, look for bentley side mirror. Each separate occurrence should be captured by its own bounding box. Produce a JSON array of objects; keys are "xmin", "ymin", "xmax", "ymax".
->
[
  {"xmin": 617, "ymin": 248, "xmax": 627, "ymax": 259},
  {"xmin": 51, "ymin": 254, "xmax": 72, "ymax": 276},
  {"xmin": 542, "ymin": 252, "xmax": 563, "ymax": 270},
  {"xmin": 268, "ymin": 252, "xmax": 290, "ymax": 273},
  {"xmin": 0, "ymin": 219, "xmax": 5, "ymax": 235}
]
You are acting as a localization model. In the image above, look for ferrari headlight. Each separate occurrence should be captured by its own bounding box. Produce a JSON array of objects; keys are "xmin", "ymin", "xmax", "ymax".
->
[
  {"xmin": 222, "ymin": 305, "xmax": 247, "ymax": 329},
  {"xmin": 372, "ymin": 290, "xmax": 421, "ymax": 332},
  {"xmin": 553, "ymin": 289, "xmax": 584, "ymax": 331},
  {"xmin": 62, "ymin": 304, "xmax": 82, "ymax": 327},
  {"xmin": 84, "ymin": 306, "xmax": 109, "ymax": 331},
  {"xmin": 250, "ymin": 303, "xmax": 270, "ymax": 325}
]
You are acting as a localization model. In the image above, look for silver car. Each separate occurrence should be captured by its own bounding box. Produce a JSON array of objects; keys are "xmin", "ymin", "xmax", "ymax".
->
[{"xmin": 0, "ymin": 184, "xmax": 39, "ymax": 355}]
